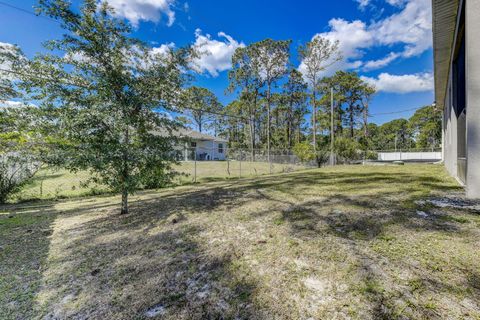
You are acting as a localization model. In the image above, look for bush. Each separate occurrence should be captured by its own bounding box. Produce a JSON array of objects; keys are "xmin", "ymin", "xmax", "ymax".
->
[
  {"xmin": 365, "ymin": 150, "xmax": 378, "ymax": 160},
  {"xmin": 0, "ymin": 153, "xmax": 39, "ymax": 203},
  {"xmin": 293, "ymin": 142, "xmax": 330, "ymax": 167},
  {"xmin": 293, "ymin": 142, "xmax": 316, "ymax": 163},
  {"xmin": 334, "ymin": 137, "xmax": 362, "ymax": 163},
  {"xmin": 316, "ymin": 149, "xmax": 330, "ymax": 167}
]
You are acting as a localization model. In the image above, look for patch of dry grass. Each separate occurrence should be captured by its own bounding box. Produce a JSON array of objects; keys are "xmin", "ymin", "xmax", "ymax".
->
[{"xmin": 1, "ymin": 164, "xmax": 479, "ymax": 319}]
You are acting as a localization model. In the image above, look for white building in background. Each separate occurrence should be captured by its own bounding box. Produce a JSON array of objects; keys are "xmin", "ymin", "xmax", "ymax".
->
[
  {"xmin": 432, "ymin": 0, "xmax": 480, "ymax": 198},
  {"xmin": 180, "ymin": 129, "xmax": 227, "ymax": 161},
  {"xmin": 159, "ymin": 128, "xmax": 227, "ymax": 161}
]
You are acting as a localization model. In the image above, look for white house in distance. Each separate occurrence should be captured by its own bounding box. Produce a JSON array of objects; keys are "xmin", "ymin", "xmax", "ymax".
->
[
  {"xmin": 180, "ymin": 129, "xmax": 228, "ymax": 161},
  {"xmin": 158, "ymin": 127, "xmax": 228, "ymax": 161}
]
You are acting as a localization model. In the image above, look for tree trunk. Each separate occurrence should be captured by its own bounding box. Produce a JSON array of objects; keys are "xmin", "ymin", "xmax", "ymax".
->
[
  {"xmin": 266, "ymin": 83, "xmax": 271, "ymax": 164},
  {"xmin": 121, "ymin": 190, "xmax": 128, "ymax": 214},
  {"xmin": 363, "ymin": 102, "xmax": 369, "ymax": 138},
  {"xmin": 249, "ymin": 114, "xmax": 255, "ymax": 161},
  {"xmin": 349, "ymin": 104, "xmax": 354, "ymax": 138},
  {"xmin": 312, "ymin": 91, "xmax": 317, "ymax": 152},
  {"xmin": 121, "ymin": 127, "xmax": 130, "ymax": 215},
  {"xmin": 250, "ymin": 92, "xmax": 258, "ymax": 161}
]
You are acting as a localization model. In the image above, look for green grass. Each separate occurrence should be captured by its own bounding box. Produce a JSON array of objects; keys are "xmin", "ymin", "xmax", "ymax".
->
[
  {"xmin": 11, "ymin": 168, "xmax": 109, "ymax": 202},
  {"xmin": 1, "ymin": 164, "xmax": 479, "ymax": 319},
  {"xmin": 11, "ymin": 161, "xmax": 307, "ymax": 203}
]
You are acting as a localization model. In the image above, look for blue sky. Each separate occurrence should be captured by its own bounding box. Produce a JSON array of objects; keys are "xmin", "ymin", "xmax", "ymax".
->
[{"xmin": 0, "ymin": 0, "xmax": 434, "ymax": 124}]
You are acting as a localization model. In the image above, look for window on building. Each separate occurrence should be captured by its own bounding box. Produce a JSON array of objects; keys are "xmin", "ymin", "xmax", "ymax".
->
[{"xmin": 218, "ymin": 143, "xmax": 224, "ymax": 154}]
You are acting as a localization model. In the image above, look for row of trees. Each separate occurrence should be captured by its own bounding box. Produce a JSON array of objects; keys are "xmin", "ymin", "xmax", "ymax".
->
[{"xmin": 177, "ymin": 38, "xmax": 378, "ymax": 160}]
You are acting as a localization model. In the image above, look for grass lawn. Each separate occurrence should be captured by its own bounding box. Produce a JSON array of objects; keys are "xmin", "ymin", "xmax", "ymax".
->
[
  {"xmin": 11, "ymin": 161, "xmax": 306, "ymax": 202},
  {"xmin": 1, "ymin": 164, "xmax": 480, "ymax": 319}
]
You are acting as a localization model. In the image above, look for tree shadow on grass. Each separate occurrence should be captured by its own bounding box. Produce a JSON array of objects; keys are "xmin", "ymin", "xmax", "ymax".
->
[
  {"xmin": 2, "ymin": 165, "xmax": 471, "ymax": 319},
  {"xmin": 265, "ymin": 170, "xmax": 475, "ymax": 319},
  {"xmin": 34, "ymin": 189, "xmax": 269, "ymax": 319},
  {"xmin": 0, "ymin": 204, "xmax": 58, "ymax": 320}
]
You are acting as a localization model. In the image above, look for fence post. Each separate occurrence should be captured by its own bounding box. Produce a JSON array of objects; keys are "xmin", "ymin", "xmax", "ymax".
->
[{"xmin": 194, "ymin": 148, "xmax": 197, "ymax": 183}]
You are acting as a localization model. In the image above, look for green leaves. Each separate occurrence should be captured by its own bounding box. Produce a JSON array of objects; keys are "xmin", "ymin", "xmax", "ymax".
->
[{"xmin": 19, "ymin": 0, "xmax": 189, "ymax": 213}]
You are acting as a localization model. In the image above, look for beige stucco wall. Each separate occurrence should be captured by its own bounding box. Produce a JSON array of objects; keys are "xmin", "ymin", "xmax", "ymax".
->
[{"xmin": 465, "ymin": 0, "xmax": 480, "ymax": 198}]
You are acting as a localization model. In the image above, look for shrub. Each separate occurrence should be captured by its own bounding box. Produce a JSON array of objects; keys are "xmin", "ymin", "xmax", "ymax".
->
[
  {"xmin": 0, "ymin": 153, "xmax": 38, "ymax": 203},
  {"xmin": 293, "ymin": 142, "xmax": 330, "ymax": 167},
  {"xmin": 293, "ymin": 142, "xmax": 316, "ymax": 163},
  {"xmin": 334, "ymin": 137, "xmax": 362, "ymax": 163},
  {"xmin": 365, "ymin": 150, "xmax": 378, "ymax": 160}
]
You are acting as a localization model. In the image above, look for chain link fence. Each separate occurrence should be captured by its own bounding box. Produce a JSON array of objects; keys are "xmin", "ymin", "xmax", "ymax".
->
[
  {"xmin": 176, "ymin": 147, "xmax": 315, "ymax": 183},
  {"xmin": 5, "ymin": 145, "xmax": 442, "ymax": 202}
]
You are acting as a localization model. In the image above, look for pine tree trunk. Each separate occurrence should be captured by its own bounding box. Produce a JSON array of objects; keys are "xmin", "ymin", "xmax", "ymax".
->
[
  {"xmin": 267, "ymin": 83, "xmax": 271, "ymax": 164},
  {"xmin": 350, "ymin": 104, "xmax": 354, "ymax": 138},
  {"xmin": 312, "ymin": 91, "xmax": 316, "ymax": 152},
  {"xmin": 363, "ymin": 103, "xmax": 369, "ymax": 138}
]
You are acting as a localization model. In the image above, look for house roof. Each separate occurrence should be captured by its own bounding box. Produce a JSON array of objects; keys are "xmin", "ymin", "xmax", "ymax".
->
[
  {"xmin": 432, "ymin": 0, "xmax": 460, "ymax": 110},
  {"xmin": 153, "ymin": 127, "xmax": 228, "ymax": 143},
  {"xmin": 178, "ymin": 128, "xmax": 228, "ymax": 142}
]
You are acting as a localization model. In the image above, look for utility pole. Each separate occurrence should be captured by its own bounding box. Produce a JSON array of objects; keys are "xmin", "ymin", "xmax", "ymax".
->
[{"xmin": 330, "ymin": 86, "xmax": 335, "ymax": 166}]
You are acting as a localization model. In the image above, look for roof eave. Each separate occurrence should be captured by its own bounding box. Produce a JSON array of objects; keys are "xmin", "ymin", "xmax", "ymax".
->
[{"xmin": 432, "ymin": 0, "xmax": 460, "ymax": 110}]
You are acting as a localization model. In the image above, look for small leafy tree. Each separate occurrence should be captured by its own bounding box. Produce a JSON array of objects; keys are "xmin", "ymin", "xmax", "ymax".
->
[
  {"xmin": 21, "ymin": 0, "xmax": 190, "ymax": 214},
  {"xmin": 334, "ymin": 137, "xmax": 361, "ymax": 163},
  {"xmin": 0, "ymin": 106, "xmax": 44, "ymax": 203},
  {"xmin": 293, "ymin": 141, "xmax": 316, "ymax": 163},
  {"xmin": 293, "ymin": 142, "xmax": 329, "ymax": 167},
  {"xmin": 0, "ymin": 44, "xmax": 41, "ymax": 203}
]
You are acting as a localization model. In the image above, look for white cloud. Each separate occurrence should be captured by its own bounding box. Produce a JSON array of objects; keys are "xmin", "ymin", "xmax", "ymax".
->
[
  {"xmin": 355, "ymin": 0, "xmax": 371, "ymax": 9},
  {"xmin": 0, "ymin": 100, "xmax": 37, "ymax": 108},
  {"xmin": 298, "ymin": 19, "xmax": 373, "ymax": 78},
  {"xmin": 0, "ymin": 42, "xmax": 17, "ymax": 70},
  {"xmin": 301, "ymin": 0, "xmax": 432, "ymax": 74},
  {"xmin": 104, "ymin": 0, "xmax": 176, "ymax": 27},
  {"xmin": 362, "ymin": 52, "xmax": 401, "ymax": 71},
  {"xmin": 0, "ymin": 42, "xmax": 23, "ymax": 81},
  {"xmin": 372, "ymin": 0, "xmax": 432, "ymax": 57},
  {"xmin": 0, "ymin": 100, "xmax": 22, "ymax": 108},
  {"xmin": 386, "ymin": 0, "xmax": 408, "ymax": 7},
  {"xmin": 191, "ymin": 29, "xmax": 245, "ymax": 77},
  {"xmin": 361, "ymin": 72, "xmax": 433, "ymax": 93},
  {"xmin": 151, "ymin": 42, "xmax": 175, "ymax": 57}
]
